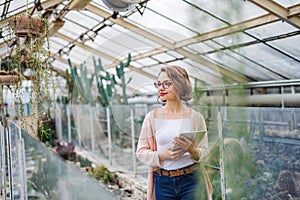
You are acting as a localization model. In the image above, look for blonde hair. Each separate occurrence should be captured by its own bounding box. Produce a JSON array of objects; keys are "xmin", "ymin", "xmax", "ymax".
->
[{"xmin": 160, "ymin": 66, "xmax": 192, "ymax": 101}]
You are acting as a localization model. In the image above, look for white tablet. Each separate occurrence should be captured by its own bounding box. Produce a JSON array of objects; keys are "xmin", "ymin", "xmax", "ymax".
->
[{"xmin": 173, "ymin": 130, "xmax": 206, "ymax": 151}]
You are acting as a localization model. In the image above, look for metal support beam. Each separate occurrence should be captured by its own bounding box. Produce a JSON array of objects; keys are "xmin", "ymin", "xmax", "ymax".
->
[
  {"xmin": 175, "ymin": 14, "xmax": 279, "ymax": 48},
  {"xmin": 86, "ymin": 3, "xmax": 249, "ymax": 83},
  {"xmin": 249, "ymin": 0, "xmax": 300, "ymax": 29},
  {"xmin": 288, "ymin": 4, "xmax": 300, "ymax": 17},
  {"xmin": 54, "ymin": 32, "xmax": 156, "ymax": 79}
]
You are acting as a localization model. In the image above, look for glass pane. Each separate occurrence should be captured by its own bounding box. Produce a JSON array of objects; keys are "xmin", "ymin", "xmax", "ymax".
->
[
  {"xmin": 241, "ymin": 44, "xmax": 300, "ymax": 79},
  {"xmin": 269, "ymin": 34, "xmax": 300, "ymax": 59},
  {"xmin": 273, "ymin": 0, "xmax": 300, "ymax": 7},
  {"xmin": 189, "ymin": 0, "xmax": 267, "ymax": 24},
  {"xmin": 247, "ymin": 21, "xmax": 298, "ymax": 39}
]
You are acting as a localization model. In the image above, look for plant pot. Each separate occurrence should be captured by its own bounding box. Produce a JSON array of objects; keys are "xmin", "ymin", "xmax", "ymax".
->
[
  {"xmin": 0, "ymin": 75, "xmax": 20, "ymax": 85},
  {"xmin": 9, "ymin": 16, "xmax": 46, "ymax": 37}
]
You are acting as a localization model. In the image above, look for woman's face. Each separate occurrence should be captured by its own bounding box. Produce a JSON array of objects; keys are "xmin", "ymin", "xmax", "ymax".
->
[{"xmin": 156, "ymin": 71, "xmax": 178, "ymax": 101}]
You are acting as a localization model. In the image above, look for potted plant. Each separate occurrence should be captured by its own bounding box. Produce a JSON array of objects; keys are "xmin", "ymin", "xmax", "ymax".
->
[
  {"xmin": 0, "ymin": 70, "xmax": 21, "ymax": 85},
  {"xmin": 2, "ymin": 13, "xmax": 54, "ymax": 135},
  {"xmin": 9, "ymin": 15, "xmax": 46, "ymax": 37}
]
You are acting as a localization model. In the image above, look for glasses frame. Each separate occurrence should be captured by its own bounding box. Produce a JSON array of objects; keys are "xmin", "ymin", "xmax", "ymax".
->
[{"xmin": 154, "ymin": 80, "xmax": 173, "ymax": 89}]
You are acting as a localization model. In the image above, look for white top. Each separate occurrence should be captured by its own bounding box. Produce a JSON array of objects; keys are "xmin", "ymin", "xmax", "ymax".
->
[{"xmin": 154, "ymin": 118, "xmax": 194, "ymax": 170}]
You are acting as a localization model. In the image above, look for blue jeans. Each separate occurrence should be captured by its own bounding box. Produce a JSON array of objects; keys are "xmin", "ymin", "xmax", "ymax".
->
[{"xmin": 154, "ymin": 171, "xmax": 199, "ymax": 200}]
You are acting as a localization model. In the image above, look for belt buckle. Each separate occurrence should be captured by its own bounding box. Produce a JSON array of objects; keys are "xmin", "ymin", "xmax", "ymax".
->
[{"xmin": 175, "ymin": 169, "xmax": 180, "ymax": 177}]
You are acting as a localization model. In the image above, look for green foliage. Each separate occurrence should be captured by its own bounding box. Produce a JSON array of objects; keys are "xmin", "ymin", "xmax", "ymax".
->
[
  {"xmin": 88, "ymin": 165, "xmax": 116, "ymax": 184},
  {"xmin": 206, "ymin": 137, "xmax": 258, "ymax": 199},
  {"xmin": 37, "ymin": 124, "xmax": 56, "ymax": 144},
  {"xmin": 76, "ymin": 155, "xmax": 92, "ymax": 168},
  {"xmin": 2, "ymin": 15, "xmax": 55, "ymax": 134}
]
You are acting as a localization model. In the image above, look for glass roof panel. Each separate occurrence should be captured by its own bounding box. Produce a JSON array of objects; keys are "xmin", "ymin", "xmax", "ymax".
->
[
  {"xmin": 126, "ymin": 17, "xmax": 194, "ymax": 42},
  {"xmin": 4, "ymin": 0, "xmax": 33, "ymax": 16},
  {"xmin": 151, "ymin": 53, "xmax": 176, "ymax": 63},
  {"xmin": 214, "ymin": 49, "xmax": 285, "ymax": 80},
  {"xmin": 187, "ymin": 42, "xmax": 219, "ymax": 54},
  {"xmin": 50, "ymin": 38, "xmax": 69, "ymax": 51},
  {"xmin": 189, "ymin": 0, "xmax": 267, "ymax": 24},
  {"xmin": 123, "ymin": 71, "xmax": 158, "ymax": 95},
  {"xmin": 141, "ymin": 0, "xmax": 226, "ymax": 35},
  {"xmin": 246, "ymin": 21, "xmax": 298, "ymax": 39},
  {"xmin": 59, "ymin": 20, "xmax": 87, "ymax": 39},
  {"xmin": 184, "ymin": 59, "xmax": 223, "ymax": 79},
  {"xmin": 269, "ymin": 34, "xmax": 300, "ymax": 59},
  {"xmin": 212, "ymin": 32, "xmax": 255, "ymax": 47},
  {"xmin": 127, "ymin": 4, "xmax": 196, "ymax": 40},
  {"xmin": 273, "ymin": 0, "xmax": 300, "ymax": 7},
  {"xmin": 124, "ymin": 30, "xmax": 162, "ymax": 48},
  {"xmin": 136, "ymin": 57, "xmax": 158, "ymax": 66},
  {"xmin": 143, "ymin": 65, "xmax": 163, "ymax": 78},
  {"xmin": 202, "ymin": 40, "xmax": 223, "ymax": 50},
  {"xmin": 94, "ymin": 30, "xmax": 159, "ymax": 57},
  {"xmin": 241, "ymin": 44, "xmax": 300, "ymax": 79},
  {"xmin": 52, "ymin": 59, "xmax": 69, "ymax": 71},
  {"xmin": 130, "ymin": 61, "xmax": 144, "ymax": 68},
  {"xmin": 167, "ymin": 51, "xmax": 185, "ymax": 59},
  {"xmin": 65, "ymin": 11, "xmax": 99, "ymax": 30}
]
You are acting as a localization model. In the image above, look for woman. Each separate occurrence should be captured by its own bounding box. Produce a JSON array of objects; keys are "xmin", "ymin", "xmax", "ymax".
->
[{"xmin": 136, "ymin": 66, "xmax": 212, "ymax": 200}]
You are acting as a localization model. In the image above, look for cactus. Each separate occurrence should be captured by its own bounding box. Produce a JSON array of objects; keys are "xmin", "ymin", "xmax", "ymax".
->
[
  {"xmin": 116, "ymin": 53, "xmax": 131, "ymax": 104},
  {"xmin": 66, "ymin": 54, "xmax": 131, "ymax": 106},
  {"xmin": 276, "ymin": 170, "xmax": 298, "ymax": 197},
  {"xmin": 67, "ymin": 59, "xmax": 95, "ymax": 105},
  {"xmin": 93, "ymin": 57, "xmax": 112, "ymax": 107}
]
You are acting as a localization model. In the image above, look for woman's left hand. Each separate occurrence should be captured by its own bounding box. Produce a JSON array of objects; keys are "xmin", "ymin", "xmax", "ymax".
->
[
  {"xmin": 173, "ymin": 136, "xmax": 194, "ymax": 152},
  {"xmin": 173, "ymin": 136, "xmax": 200, "ymax": 160}
]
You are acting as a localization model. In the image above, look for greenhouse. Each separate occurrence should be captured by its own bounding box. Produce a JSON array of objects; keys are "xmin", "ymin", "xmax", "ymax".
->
[{"xmin": 0, "ymin": 0, "xmax": 300, "ymax": 199}]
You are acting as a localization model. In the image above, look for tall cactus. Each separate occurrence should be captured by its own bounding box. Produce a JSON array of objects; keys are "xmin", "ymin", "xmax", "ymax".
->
[
  {"xmin": 116, "ymin": 53, "xmax": 131, "ymax": 104},
  {"xmin": 66, "ymin": 54, "xmax": 131, "ymax": 107},
  {"xmin": 67, "ymin": 59, "xmax": 94, "ymax": 105},
  {"xmin": 94, "ymin": 57, "xmax": 109, "ymax": 107}
]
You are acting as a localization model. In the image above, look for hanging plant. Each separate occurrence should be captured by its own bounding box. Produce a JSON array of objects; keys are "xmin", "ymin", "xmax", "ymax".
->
[{"xmin": 4, "ymin": 14, "xmax": 54, "ymax": 135}]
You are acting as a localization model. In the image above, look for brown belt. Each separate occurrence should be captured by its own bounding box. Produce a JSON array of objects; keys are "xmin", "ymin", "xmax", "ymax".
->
[{"xmin": 154, "ymin": 163, "xmax": 199, "ymax": 177}]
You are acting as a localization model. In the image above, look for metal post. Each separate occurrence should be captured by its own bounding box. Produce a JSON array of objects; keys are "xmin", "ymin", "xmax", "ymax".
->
[
  {"xmin": 56, "ymin": 103, "xmax": 63, "ymax": 140},
  {"xmin": 5, "ymin": 127, "xmax": 13, "ymax": 200},
  {"xmin": 130, "ymin": 109, "xmax": 136, "ymax": 177},
  {"xmin": 67, "ymin": 105, "xmax": 71, "ymax": 143},
  {"xmin": 18, "ymin": 125, "xmax": 27, "ymax": 200},
  {"xmin": 90, "ymin": 106, "xmax": 95, "ymax": 152},
  {"xmin": 106, "ymin": 107, "xmax": 112, "ymax": 166},
  {"xmin": 77, "ymin": 106, "xmax": 82, "ymax": 149},
  {"xmin": 1, "ymin": 126, "xmax": 6, "ymax": 200},
  {"xmin": 281, "ymin": 86, "xmax": 285, "ymax": 108},
  {"xmin": 218, "ymin": 111, "xmax": 226, "ymax": 200}
]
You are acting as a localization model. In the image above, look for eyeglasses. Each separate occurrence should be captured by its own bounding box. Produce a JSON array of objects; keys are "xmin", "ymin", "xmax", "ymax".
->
[{"xmin": 154, "ymin": 80, "xmax": 172, "ymax": 89}]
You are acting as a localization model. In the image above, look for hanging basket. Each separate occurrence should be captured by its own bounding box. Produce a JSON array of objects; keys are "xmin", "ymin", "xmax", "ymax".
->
[
  {"xmin": 0, "ymin": 71, "xmax": 21, "ymax": 85},
  {"xmin": 9, "ymin": 16, "xmax": 46, "ymax": 37}
]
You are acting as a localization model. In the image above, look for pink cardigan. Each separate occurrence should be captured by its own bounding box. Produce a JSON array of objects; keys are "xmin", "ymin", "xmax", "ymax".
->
[{"xmin": 136, "ymin": 108, "xmax": 213, "ymax": 200}]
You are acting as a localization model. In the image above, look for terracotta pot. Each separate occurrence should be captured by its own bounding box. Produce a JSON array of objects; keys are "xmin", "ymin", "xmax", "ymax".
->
[
  {"xmin": 9, "ymin": 16, "xmax": 46, "ymax": 37},
  {"xmin": 0, "ymin": 75, "xmax": 20, "ymax": 85}
]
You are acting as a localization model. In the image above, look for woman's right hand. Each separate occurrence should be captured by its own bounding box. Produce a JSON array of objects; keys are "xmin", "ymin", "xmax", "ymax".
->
[{"xmin": 158, "ymin": 147, "xmax": 185, "ymax": 161}]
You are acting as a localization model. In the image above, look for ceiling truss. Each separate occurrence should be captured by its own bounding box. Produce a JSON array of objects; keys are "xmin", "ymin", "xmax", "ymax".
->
[{"xmin": 0, "ymin": 0, "xmax": 299, "ymax": 93}]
